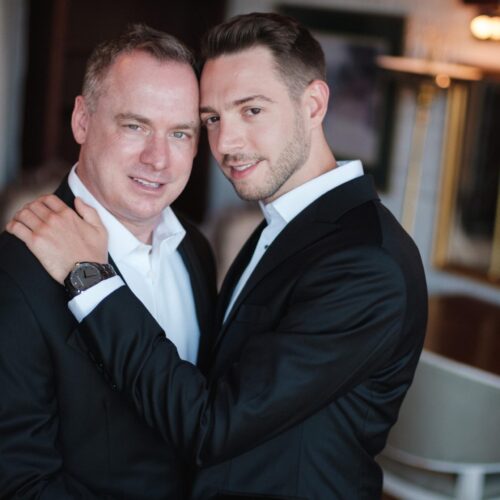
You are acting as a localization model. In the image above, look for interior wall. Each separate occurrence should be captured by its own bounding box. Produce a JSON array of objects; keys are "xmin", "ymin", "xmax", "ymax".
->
[
  {"xmin": 0, "ymin": 0, "xmax": 27, "ymax": 188},
  {"xmin": 1, "ymin": 0, "xmax": 499, "ymax": 303},
  {"xmin": 208, "ymin": 0, "xmax": 500, "ymax": 304}
]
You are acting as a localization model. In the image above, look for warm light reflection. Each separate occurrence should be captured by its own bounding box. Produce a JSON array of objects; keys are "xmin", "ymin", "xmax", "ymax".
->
[
  {"xmin": 470, "ymin": 15, "xmax": 500, "ymax": 41},
  {"xmin": 435, "ymin": 74, "xmax": 451, "ymax": 89}
]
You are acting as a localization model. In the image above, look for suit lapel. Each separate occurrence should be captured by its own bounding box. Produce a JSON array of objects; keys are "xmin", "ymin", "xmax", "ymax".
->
[
  {"xmin": 214, "ymin": 175, "xmax": 379, "ymax": 348},
  {"xmin": 215, "ymin": 220, "xmax": 266, "ymax": 328},
  {"xmin": 177, "ymin": 231, "xmax": 213, "ymax": 367},
  {"xmin": 56, "ymin": 177, "xmax": 126, "ymax": 355},
  {"xmin": 54, "ymin": 175, "xmax": 75, "ymax": 205},
  {"xmin": 58, "ymin": 177, "xmax": 214, "ymax": 368},
  {"xmin": 55, "ymin": 177, "xmax": 125, "ymax": 279}
]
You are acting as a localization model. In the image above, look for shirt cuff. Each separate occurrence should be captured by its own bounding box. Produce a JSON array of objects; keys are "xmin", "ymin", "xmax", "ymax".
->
[{"xmin": 68, "ymin": 276, "xmax": 125, "ymax": 322}]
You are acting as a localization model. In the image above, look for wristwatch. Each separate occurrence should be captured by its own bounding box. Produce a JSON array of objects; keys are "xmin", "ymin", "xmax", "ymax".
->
[{"xmin": 64, "ymin": 262, "xmax": 117, "ymax": 299}]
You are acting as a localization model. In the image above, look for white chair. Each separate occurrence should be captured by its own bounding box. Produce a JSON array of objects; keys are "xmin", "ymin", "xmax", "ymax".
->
[{"xmin": 379, "ymin": 350, "xmax": 500, "ymax": 500}]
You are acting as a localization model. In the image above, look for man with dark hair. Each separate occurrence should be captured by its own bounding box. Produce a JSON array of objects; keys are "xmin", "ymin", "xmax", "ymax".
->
[
  {"xmin": 0, "ymin": 24, "xmax": 216, "ymax": 498},
  {"xmin": 9, "ymin": 12, "xmax": 427, "ymax": 500},
  {"xmin": 202, "ymin": 12, "xmax": 326, "ymax": 101}
]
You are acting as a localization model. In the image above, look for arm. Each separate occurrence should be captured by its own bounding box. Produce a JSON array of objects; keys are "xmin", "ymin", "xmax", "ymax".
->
[
  {"xmin": 80, "ymin": 247, "xmax": 407, "ymax": 466},
  {"xmin": 0, "ymin": 269, "xmax": 104, "ymax": 499},
  {"xmin": 6, "ymin": 195, "xmax": 409, "ymax": 466}
]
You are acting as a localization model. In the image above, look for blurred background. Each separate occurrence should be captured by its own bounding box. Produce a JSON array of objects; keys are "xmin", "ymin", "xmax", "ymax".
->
[{"xmin": 0, "ymin": 0, "xmax": 499, "ymax": 497}]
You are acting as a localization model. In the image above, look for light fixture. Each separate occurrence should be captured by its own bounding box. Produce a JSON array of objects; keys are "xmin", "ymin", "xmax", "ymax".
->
[
  {"xmin": 470, "ymin": 14, "xmax": 500, "ymax": 40},
  {"xmin": 470, "ymin": 0, "xmax": 500, "ymax": 40}
]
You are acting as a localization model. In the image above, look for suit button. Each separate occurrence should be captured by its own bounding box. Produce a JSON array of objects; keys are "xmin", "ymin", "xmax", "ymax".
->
[
  {"xmin": 111, "ymin": 383, "xmax": 118, "ymax": 391},
  {"xmin": 98, "ymin": 362, "xmax": 104, "ymax": 369}
]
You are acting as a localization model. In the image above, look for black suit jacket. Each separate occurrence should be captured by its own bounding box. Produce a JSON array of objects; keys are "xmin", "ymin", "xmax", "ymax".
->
[
  {"xmin": 74, "ymin": 175, "xmax": 427, "ymax": 499},
  {"xmin": 0, "ymin": 179, "xmax": 217, "ymax": 499}
]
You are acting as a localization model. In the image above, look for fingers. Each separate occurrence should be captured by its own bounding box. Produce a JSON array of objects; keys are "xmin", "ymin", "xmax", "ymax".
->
[
  {"xmin": 5, "ymin": 219, "xmax": 34, "ymax": 245},
  {"xmin": 9, "ymin": 195, "xmax": 66, "ymax": 232},
  {"xmin": 74, "ymin": 197, "xmax": 103, "ymax": 227},
  {"xmin": 11, "ymin": 203, "xmax": 47, "ymax": 232},
  {"xmin": 39, "ymin": 194, "xmax": 69, "ymax": 213},
  {"xmin": 25, "ymin": 199, "xmax": 54, "ymax": 221},
  {"xmin": 5, "ymin": 194, "xmax": 107, "ymax": 284}
]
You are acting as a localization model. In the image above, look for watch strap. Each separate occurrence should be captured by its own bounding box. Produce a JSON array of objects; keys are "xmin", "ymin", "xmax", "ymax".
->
[{"xmin": 64, "ymin": 262, "xmax": 117, "ymax": 299}]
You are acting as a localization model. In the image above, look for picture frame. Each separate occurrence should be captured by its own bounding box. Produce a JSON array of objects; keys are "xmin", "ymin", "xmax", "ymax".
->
[
  {"xmin": 434, "ymin": 79, "xmax": 500, "ymax": 287},
  {"xmin": 279, "ymin": 5, "xmax": 405, "ymax": 191}
]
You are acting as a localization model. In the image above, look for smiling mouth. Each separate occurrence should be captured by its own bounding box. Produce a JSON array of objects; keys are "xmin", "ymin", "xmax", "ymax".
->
[
  {"xmin": 228, "ymin": 160, "xmax": 261, "ymax": 172},
  {"xmin": 131, "ymin": 176, "xmax": 163, "ymax": 189}
]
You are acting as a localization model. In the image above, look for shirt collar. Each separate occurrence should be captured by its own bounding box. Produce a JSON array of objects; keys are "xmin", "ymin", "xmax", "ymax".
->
[
  {"xmin": 260, "ymin": 160, "xmax": 364, "ymax": 226},
  {"xmin": 68, "ymin": 164, "xmax": 185, "ymax": 262}
]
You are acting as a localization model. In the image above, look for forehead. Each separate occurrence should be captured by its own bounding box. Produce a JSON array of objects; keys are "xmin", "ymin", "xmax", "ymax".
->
[
  {"xmin": 98, "ymin": 51, "xmax": 199, "ymax": 112},
  {"xmin": 200, "ymin": 47, "xmax": 288, "ymax": 105}
]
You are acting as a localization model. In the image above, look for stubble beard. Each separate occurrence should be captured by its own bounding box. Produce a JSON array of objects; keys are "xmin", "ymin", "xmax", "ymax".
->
[{"xmin": 229, "ymin": 112, "xmax": 311, "ymax": 202}]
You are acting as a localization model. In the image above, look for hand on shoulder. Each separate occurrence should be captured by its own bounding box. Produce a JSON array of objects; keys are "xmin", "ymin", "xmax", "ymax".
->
[{"xmin": 6, "ymin": 195, "xmax": 108, "ymax": 284}]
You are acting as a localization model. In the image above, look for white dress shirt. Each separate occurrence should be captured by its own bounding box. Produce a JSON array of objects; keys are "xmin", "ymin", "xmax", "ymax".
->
[
  {"xmin": 224, "ymin": 160, "xmax": 364, "ymax": 320},
  {"xmin": 67, "ymin": 166, "xmax": 200, "ymax": 363}
]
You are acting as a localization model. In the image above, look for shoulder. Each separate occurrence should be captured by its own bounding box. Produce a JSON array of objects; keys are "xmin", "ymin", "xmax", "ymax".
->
[
  {"xmin": 0, "ymin": 231, "xmax": 61, "ymax": 298},
  {"xmin": 297, "ymin": 243, "xmax": 407, "ymax": 299},
  {"xmin": 0, "ymin": 231, "xmax": 38, "ymax": 276}
]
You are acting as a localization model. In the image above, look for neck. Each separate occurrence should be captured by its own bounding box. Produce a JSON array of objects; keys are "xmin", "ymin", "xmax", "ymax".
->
[
  {"xmin": 122, "ymin": 221, "xmax": 156, "ymax": 245},
  {"xmin": 310, "ymin": 126, "xmax": 337, "ymax": 169},
  {"xmin": 295, "ymin": 131, "xmax": 338, "ymax": 187}
]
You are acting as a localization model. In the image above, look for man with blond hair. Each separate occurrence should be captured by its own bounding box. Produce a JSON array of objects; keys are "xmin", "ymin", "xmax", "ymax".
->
[{"xmin": 0, "ymin": 24, "xmax": 216, "ymax": 498}]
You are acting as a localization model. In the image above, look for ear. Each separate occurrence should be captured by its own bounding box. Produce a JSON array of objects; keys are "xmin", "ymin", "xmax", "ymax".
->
[
  {"xmin": 303, "ymin": 79, "xmax": 330, "ymax": 128},
  {"xmin": 71, "ymin": 96, "xmax": 90, "ymax": 145}
]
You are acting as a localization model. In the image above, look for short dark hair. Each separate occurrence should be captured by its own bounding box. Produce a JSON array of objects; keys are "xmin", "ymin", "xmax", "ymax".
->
[
  {"xmin": 82, "ymin": 23, "xmax": 195, "ymax": 111},
  {"xmin": 202, "ymin": 12, "xmax": 326, "ymax": 99}
]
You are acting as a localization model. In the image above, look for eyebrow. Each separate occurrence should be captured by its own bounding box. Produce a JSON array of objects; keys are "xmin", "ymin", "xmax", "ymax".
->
[
  {"xmin": 116, "ymin": 113, "xmax": 199, "ymax": 131},
  {"xmin": 200, "ymin": 94, "xmax": 275, "ymax": 115},
  {"xmin": 116, "ymin": 113, "xmax": 152, "ymax": 125}
]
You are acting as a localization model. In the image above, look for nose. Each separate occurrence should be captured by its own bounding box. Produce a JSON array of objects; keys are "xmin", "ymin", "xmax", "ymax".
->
[
  {"xmin": 211, "ymin": 118, "xmax": 245, "ymax": 157},
  {"xmin": 140, "ymin": 134, "xmax": 169, "ymax": 170}
]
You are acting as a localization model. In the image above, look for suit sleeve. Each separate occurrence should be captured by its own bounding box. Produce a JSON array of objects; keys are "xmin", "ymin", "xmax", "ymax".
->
[
  {"xmin": 0, "ymin": 270, "xmax": 102, "ymax": 499},
  {"xmin": 80, "ymin": 247, "xmax": 408, "ymax": 466}
]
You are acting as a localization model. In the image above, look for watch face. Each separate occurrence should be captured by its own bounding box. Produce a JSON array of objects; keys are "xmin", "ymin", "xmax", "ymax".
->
[{"xmin": 70, "ymin": 263, "xmax": 103, "ymax": 289}]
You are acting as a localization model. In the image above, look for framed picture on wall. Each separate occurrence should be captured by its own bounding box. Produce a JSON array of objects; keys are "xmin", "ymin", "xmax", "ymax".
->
[
  {"xmin": 434, "ymin": 79, "xmax": 500, "ymax": 286},
  {"xmin": 279, "ymin": 5, "xmax": 405, "ymax": 191}
]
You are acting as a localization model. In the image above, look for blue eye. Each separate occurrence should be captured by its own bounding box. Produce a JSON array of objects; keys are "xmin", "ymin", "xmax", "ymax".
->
[
  {"xmin": 172, "ymin": 131, "xmax": 186, "ymax": 139},
  {"xmin": 126, "ymin": 124, "xmax": 141, "ymax": 131}
]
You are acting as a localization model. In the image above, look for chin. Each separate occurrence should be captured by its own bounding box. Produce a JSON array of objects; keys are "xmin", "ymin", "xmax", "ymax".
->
[
  {"xmin": 235, "ymin": 190, "xmax": 263, "ymax": 202},
  {"xmin": 236, "ymin": 183, "xmax": 278, "ymax": 202},
  {"xmin": 126, "ymin": 204, "xmax": 164, "ymax": 221}
]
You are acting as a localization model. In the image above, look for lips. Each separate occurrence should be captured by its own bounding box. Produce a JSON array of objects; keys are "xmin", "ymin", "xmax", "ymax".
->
[
  {"xmin": 130, "ymin": 176, "xmax": 163, "ymax": 189},
  {"xmin": 224, "ymin": 159, "xmax": 262, "ymax": 179},
  {"xmin": 231, "ymin": 161, "xmax": 258, "ymax": 172}
]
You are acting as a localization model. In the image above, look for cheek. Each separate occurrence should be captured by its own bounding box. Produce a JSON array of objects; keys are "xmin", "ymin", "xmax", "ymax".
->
[
  {"xmin": 87, "ymin": 132, "xmax": 135, "ymax": 168},
  {"xmin": 101, "ymin": 127, "xmax": 146, "ymax": 155},
  {"xmin": 250, "ymin": 130, "xmax": 275, "ymax": 159},
  {"xmin": 171, "ymin": 148, "xmax": 195, "ymax": 176},
  {"xmin": 268, "ymin": 123, "xmax": 293, "ymax": 151}
]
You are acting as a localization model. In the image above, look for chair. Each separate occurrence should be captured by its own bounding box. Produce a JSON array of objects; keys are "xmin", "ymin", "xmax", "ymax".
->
[{"xmin": 379, "ymin": 350, "xmax": 500, "ymax": 500}]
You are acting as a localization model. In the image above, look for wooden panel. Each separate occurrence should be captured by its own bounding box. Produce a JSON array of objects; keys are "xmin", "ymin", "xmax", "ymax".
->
[{"xmin": 425, "ymin": 295, "xmax": 500, "ymax": 376}]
